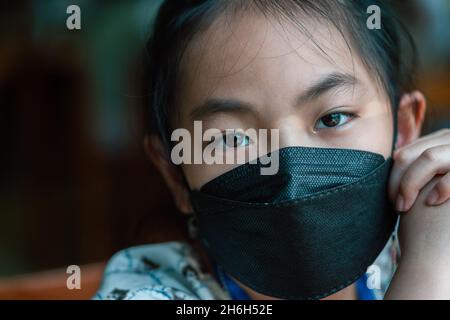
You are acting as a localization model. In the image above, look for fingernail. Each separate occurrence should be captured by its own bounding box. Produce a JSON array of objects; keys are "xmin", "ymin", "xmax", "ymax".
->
[
  {"xmin": 396, "ymin": 195, "xmax": 405, "ymax": 212},
  {"xmin": 427, "ymin": 189, "xmax": 440, "ymax": 205}
]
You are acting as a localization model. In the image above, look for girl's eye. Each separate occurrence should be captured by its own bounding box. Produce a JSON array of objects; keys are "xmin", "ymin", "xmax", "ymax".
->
[
  {"xmin": 221, "ymin": 132, "xmax": 251, "ymax": 149},
  {"xmin": 315, "ymin": 112, "xmax": 355, "ymax": 129}
]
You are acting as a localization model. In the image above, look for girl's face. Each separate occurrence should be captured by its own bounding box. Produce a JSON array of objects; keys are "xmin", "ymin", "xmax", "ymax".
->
[{"xmin": 174, "ymin": 12, "xmax": 394, "ymax": 190}]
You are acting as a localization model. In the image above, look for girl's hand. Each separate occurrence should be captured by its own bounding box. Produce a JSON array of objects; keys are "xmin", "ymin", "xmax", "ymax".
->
[
  {"xmin": 385, "ymin": 175, "xmax": 450, "ymax": 299},
  {"xmin": 385, "ymin": 129, "xmax": 450, "ymax": 299},
  {"xmin": 388, "ymin": 128, "xmax": 450, "ymax": 212}
]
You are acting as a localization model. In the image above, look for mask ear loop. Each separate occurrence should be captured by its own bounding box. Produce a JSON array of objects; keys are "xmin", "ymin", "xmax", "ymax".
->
[{"xmin": 390, "ymin": 104, "xmax": 402, "ymax": 256}]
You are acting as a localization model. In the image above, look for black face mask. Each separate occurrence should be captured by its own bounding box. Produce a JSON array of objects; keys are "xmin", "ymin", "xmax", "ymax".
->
[{"xmin": 189, "ymin": 147, "xmax": 398, "ymax": 300}]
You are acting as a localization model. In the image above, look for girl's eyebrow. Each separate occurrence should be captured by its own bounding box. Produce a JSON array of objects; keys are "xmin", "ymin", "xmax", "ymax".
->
[
  {"xmin": 295, "ymin": 72, "xmax": 359, "ymax": 106},
  {"xmin": 189, "ymin": 72, "xmax": 359, "ymax": 120},
  {"xmin": 189, "ymin": 98, "xmax": 256, "ymax": 121}
]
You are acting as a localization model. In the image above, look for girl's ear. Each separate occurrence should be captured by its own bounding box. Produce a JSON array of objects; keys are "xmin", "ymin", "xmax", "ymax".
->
[
  {"xmin": 395, "ymin": 91, "xmax": 427, "ymax": 149},
  {"xmin": 144, "ymin": 135, "xmax": 193, "ymax": 215}
]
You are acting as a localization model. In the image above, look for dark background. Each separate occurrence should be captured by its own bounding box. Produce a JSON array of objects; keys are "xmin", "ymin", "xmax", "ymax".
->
[{"xmin": 0, "ymin": 0, "xmax": 449, "ymax": 279}]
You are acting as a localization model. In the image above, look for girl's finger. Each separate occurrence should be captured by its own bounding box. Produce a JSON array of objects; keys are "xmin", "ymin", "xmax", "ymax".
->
[
  {"xmin": 395, "ymin": 145, "xmax": 450, "ymax": 212},
  {"xmin": 426, "ymin": 171, "xmax": 450, "ymax": 206},
  {"xmin": 394, "ymin": 129, "xmax": 450, "ymax": 158},
  {"xmin": 394, "ymin": 128, "xmax": 450, "ymax": 160},
  {"xmin": 388, "ymin": 129, "xmax": 450, "ymax": 202}
]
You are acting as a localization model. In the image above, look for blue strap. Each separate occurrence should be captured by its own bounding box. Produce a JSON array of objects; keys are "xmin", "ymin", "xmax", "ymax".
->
[
  {"xmin": 355, "ymin": 273, "xmax": 376, "ymax": 300},
  {"xmin": 214, "ymin": 263, "xmax": 375, "ymax": 300},
  {"xmin": 213, "ymin": 264, "xmax": 251, "ymax": 300}
]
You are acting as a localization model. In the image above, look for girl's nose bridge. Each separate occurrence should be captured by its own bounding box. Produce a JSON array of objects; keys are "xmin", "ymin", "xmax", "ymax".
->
[{"xmin": 264, "ymin": 114, "xmax": 315, "ymax": 149}]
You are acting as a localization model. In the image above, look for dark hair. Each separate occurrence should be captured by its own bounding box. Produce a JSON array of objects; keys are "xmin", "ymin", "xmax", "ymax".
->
[{"xmin": 144, "ymin": 0, "xmax": 417, "ymax": 149}]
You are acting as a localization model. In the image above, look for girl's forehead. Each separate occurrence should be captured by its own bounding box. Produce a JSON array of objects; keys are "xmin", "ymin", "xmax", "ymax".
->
[
  {"xmin": 177, "ymin": 12, "xmax": 373, "ymax": 118},
  {"xmin": 181, "ymin": 12, "xmax": 358, "ymax": 79}
]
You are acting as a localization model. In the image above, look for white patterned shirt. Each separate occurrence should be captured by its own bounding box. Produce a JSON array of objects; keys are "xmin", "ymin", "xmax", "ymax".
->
[{"xmin": 93, "ymin": 236, "xmax": 399, "ymax": 300}]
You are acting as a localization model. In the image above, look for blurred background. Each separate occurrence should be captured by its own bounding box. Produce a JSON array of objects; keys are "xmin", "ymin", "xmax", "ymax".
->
[{"xmin": 0, "ymin": 0, "xmax": 449, "ymax": 299}]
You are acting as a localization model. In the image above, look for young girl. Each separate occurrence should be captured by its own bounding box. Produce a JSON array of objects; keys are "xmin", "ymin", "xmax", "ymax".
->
[{"xmin": 94, "ymin": 0, "xmax": 450, "ymax": 300}]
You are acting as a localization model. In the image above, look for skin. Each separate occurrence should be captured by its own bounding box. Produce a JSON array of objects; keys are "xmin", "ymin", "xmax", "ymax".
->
[{"xmin": 145, "ymin": 11, "xmax": 450, "ymax": 299}]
